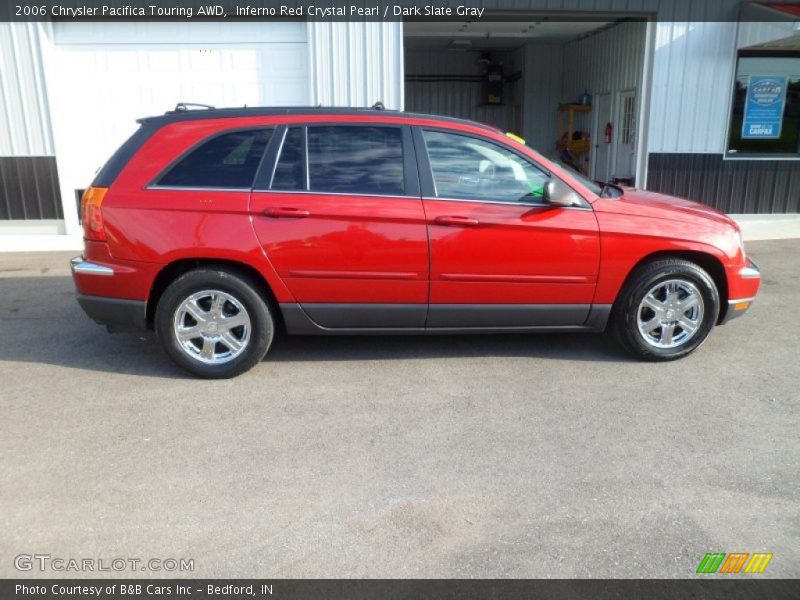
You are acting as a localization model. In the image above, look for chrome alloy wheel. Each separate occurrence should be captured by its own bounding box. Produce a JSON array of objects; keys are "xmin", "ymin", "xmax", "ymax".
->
[
  {"xmin": 173, "ymin": 290, "xmax": 251, "ymax": 364},
  {"xmin": 636, "ymin": 279, "xmax": 705, "ymax": 349}
]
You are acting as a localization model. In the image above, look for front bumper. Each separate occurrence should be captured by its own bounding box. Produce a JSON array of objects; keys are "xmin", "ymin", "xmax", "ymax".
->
[
  {"xmin": 71, "ymin": 256, "xmax": 147, "ymax": 331},
  {"xmin": 719, "ymin": 258, "xmax": 761, "ymax": 324}
]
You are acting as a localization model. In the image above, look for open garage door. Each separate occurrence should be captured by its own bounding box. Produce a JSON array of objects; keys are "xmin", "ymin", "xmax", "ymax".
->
[
  {"xmin": 45, "ymin": 22, "xmax": 308, "ymax": 233},
  {"xmin": 404, "ymin": 18, "xmax": 647, "ymax": 185}
]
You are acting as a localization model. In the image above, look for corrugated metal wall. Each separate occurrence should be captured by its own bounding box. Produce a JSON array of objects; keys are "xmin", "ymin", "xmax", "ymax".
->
[
  {"xmin": 0, "ymin": 22, "xmax": 54, "ymax": 156},
  {"xmin": 521, "ymin": 42, "xmax": 563, "ymax": 153},
  {"xmin": 648, "ymin": 153, "xmax": 800, "ymax": 214},
  {"xmin": 561, "ymin": 22, "xmax": 645, "ymax": 103},
  {"xmin": 0, "ymin": 157, "xmax": 62, "ymax": 220},
  {"xmin": 307, "ymin": 22, "xmax": 404, "ymax": 110},
  {"xmin": 0, "ymin": 23, "xmax": 60, "ymax": 221},
  {"xmin": 404, "ymin": 45, "xmax": 523, "ymax": 133},
  {"xmin": 647, "ymin": 21, "xmax": 738, "ymax": 154},
  {"xmin": 560, "ymin": 20, "xmax": 646, "ymax": 178}
]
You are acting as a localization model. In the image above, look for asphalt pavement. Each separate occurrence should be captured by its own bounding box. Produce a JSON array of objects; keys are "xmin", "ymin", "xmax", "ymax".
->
[{"xmin": 1, "ymin": 240, "xmax": 798, "ymax": 578}]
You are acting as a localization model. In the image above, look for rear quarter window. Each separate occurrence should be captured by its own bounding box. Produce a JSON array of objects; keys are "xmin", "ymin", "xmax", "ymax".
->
[{"xmin": 157, "ymin": 128, "xmax": 274, "ymax": 189}]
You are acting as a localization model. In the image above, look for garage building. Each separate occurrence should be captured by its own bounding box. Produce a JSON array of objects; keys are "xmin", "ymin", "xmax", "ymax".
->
[{"xmin": 0, "ymin": 0, "xmax": 798, "ymax": 250}]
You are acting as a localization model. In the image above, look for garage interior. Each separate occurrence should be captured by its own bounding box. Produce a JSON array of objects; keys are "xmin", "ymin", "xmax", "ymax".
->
[{"xmin": 404, "ymin": 17, "xmax": 647, "ymax": 185}]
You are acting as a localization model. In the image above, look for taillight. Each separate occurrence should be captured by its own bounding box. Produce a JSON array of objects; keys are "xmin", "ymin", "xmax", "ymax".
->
[{"xmin": 81, "ymin": 187, "xmax": 108, "ymax": 241}]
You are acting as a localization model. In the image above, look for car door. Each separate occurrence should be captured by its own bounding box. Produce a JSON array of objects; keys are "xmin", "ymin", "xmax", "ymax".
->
[
  {"xmin": 415, "ymin": 127, "xmax": 600, "ymax": 328},
  {"xmin": 249, "ymin": 123, "xmax": 429, "ymax": 329}
]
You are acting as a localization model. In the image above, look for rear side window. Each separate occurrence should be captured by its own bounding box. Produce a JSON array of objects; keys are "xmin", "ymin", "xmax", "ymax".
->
[
  {"xmin": 271, "ymin": 127, "xmax": 305, "ymax": 191},
  {"xmin": 157, "ymin": 128, "xmax": 273, "ymax": 189},
  {"xmin": 307, "ymin": 126, "xmax": 405, "ymax": 195}
]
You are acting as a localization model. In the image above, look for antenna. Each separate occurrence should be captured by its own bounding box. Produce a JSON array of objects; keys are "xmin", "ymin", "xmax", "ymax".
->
[{"xmin": 372, "ymin": 101, "xmax": 385, "ymax": 111}]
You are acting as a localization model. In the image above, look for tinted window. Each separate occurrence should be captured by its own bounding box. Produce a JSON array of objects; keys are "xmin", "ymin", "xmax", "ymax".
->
[
  {"xmin": 423, "ymin": 129, "xmax": 551, "ymax": 203},
  {"xmin": 271, "ymin": 127, "xmax": 306, "ymax": 191},
  {"xmin": 158, "ymin": 128, "xmax": 273, "ymax": 188},
  {"xmin": 308, "ymin": 126, "xmax": 404, "ymax": 195}
]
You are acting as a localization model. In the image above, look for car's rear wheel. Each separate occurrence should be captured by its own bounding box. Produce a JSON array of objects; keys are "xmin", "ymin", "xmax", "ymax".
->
[
  {"xmin": 612, "ymin": 259, "xmax": 720, "ymax": 361},
  {"xmin": 155, "ymin": 267, "xmax": 274, "ymax": 378}
]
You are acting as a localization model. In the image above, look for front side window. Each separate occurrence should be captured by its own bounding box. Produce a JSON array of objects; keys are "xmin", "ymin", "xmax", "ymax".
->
[
  {"xmin": 727, "ymin": 50, "xmax": 800, "ymax": 157},
  {"xmin": 158, "ymin": 128, "xmax": 273, "ymax": 188},
  {"xmin": 307, "ymin": 126, "xmax": 405, "ymax": 195},
  {"xmin": 423, "ymin": 129, "xmax": 552, "ymax": 203}
]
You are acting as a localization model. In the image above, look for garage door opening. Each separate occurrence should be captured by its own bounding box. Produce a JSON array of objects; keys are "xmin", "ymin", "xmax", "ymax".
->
[{"xmin": 404, "ymin": 17, "xmax": 648, "ymax": 185}]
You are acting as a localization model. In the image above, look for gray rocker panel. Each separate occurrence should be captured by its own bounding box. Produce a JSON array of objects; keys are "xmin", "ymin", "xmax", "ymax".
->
[{"xmin": 280, "ymin": 303, "xmax": 612, "ymax": 335}]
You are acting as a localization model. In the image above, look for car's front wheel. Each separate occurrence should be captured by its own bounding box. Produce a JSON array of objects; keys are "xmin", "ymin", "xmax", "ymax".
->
[
  {"xmin": 155, "ymin": 267, "xmax": 274, "ymax": 378},
  {"xmin": 612, "ymin": 259, "xmax": 720, "ymax": 361}
]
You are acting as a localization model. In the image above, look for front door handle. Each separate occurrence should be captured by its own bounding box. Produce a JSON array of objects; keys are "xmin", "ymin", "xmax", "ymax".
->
[
  {"xmin": 434, "ymin": 215, "xmax": 479, "ymax": 227},
  {"xmin": 263, "ymin": 207, "xmax": 311, "ymax": 218}
]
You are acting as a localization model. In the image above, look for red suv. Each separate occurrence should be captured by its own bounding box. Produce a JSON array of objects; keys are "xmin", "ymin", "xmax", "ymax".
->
[{"xmin": 71, "ymin": 106, "xmax": 761, "ymax": 378}]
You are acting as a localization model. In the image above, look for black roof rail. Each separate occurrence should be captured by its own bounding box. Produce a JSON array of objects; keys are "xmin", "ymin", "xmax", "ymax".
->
[{"xmin": 135, "ymin": 105, "xmax": 498, "ymax": 135}]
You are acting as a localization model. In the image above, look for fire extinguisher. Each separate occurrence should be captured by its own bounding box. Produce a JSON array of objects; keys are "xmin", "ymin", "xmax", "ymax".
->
[{"xmin": 604, "ymin": 122, "xmax": 613, "ymax": 144}]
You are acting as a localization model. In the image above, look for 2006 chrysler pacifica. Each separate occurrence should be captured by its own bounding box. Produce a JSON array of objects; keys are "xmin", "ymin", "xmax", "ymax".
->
[{"xmin": 71, "ymin": 105, "xmax": 761, "ymax": 378}]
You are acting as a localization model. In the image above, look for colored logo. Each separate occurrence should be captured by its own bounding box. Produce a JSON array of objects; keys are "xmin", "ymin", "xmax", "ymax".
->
[
  {"xmin": 750, "ymin": 79, "xmax": 785, "ymax": 105},
  {"xmin": 696, "ymin": 552, "xmax": 773, "ymax": 574}
]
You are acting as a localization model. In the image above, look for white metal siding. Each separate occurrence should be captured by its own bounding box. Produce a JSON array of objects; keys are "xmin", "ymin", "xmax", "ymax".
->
[
  {"xmin": 647, "ymin": 21, "xmax": 738, "ymax": 154},
  {"xmin": 44, "ymin": 22, "xmax": 308, "ymax": 235},
  {"xmin": 0, "ymin": 23, "xmax": 54, "ymax": 156},
  {"xmin": 308, "ymin": 22, "xmax": 403, "ymax": 110},
  {"xmin": 561, "ymin": 22, "xmax": 645, "ymax": 103}
]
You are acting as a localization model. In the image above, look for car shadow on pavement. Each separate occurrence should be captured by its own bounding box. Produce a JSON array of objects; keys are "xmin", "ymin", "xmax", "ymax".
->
[
  {"xmin": 267, "ymin": 330, "xmax": 628, "ymax": 364},
  {"xmin": 1, "ymin": 275, "xmax": 631, "ymax": 378},
  {"xmin": 0, "ymin": 275, "xmax": 187, "ymax": 379}
]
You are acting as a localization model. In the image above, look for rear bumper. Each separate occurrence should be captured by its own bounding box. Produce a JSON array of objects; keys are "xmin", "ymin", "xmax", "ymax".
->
[
  {"xmin": 71, "ymin": 256, "xmax": 148, "ymax": 331},
  {"xmin": 720, "ymin": 258, "xmax": 761, "ymax": 325},
  {"xmin": 76, "ymin": 293, "xmax": 147, "ymax": 331}
]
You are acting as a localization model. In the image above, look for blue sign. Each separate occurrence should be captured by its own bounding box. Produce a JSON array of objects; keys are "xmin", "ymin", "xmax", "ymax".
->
[{"xmin": 741, "ymin": 75, "xmax": 788, "ymax": 139}]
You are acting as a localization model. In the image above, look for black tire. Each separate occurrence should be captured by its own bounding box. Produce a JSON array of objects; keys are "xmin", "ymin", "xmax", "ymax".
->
[
  {"xmin": 155, "ymin": 267, "xmax": 274, "ymax": 378},
  {"xmin": 611, "ymin": 259, "xmax": 720, "ymax": 361}
]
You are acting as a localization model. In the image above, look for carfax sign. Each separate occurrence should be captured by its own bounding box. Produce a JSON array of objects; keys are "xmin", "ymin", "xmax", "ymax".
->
[{"xmin": 741, "ymin": 75, "xmax": 788, "ymax": 139}]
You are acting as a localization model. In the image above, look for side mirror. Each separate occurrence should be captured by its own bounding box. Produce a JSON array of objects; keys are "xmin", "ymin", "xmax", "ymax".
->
[{"xmin": 543, "ymin": 180, "xmax": 580, "ymax": 208}]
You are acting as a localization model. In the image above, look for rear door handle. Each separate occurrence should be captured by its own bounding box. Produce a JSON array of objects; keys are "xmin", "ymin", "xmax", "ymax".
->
[
  {"xmin": 434, "ymin": 215, "xmax": 479, "ymax": 227},
  {"xmin": 263, "ymin": 207, "xmax": 310, "ymax": 218}
]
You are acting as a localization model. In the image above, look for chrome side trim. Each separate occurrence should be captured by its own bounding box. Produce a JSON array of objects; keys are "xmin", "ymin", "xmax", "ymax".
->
[
  {"xmin": 728, "ymin": 297, "xmax": 756, "ymax": 305},
  {"xmin": 422, "ymin": 196, "xmax": 594, "ymax": 211},
  {"xmin": 145, "ymin": 185, "xmax": 252, "ymax": 192},
  {"xmin": 251, "ymin": 188, "xmax": 421, "ymax": 200},
  {"xmin": 70, "ymin": 257, "xmax": 114, "ymax": 277}
]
